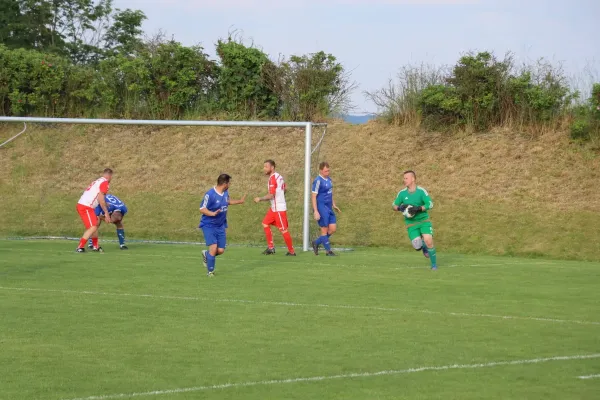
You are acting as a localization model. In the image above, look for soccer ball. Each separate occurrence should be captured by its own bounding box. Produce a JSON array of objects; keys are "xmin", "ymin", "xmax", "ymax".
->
[{"xmin": 402, "ymin": 205, "xmax": 415, "ymax": 219}]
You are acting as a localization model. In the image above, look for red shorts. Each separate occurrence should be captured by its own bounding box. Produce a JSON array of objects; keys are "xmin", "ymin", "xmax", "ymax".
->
[
  {"xmin": 77, "ymin": 204, "xmax": 98, "ymax": 229},
  {"xmin": 263, "ymin": 210, "xmax": 289, "ymax": 230}
]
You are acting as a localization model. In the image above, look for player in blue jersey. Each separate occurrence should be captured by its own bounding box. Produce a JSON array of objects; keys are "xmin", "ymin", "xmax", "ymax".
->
[
  {"xmin": 88, "ymin": 194, "xmax": 129, "ymax": 250},
  {"xmin": 311, "ymin": 162, "xmax": 342, "ymax": 256},
  {"xmin": 199, "ymin": 174, "xmax": 246, "ymax": 277}
]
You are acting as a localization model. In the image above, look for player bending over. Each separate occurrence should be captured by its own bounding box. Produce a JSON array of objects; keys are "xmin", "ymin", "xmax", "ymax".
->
[
  {"xmin": 254, "ymin": 160, "xmax": 296, "ymax": 256},
  {"xmin": 392, "ymin": 170, "xmax": 438, "ymax": 270},
  {"xmin": 75, "ymin": 169, "xmax": 112, "ymax": 252},
  {"xmin": 88, "ymin": 194, "xmax": 128, "ymax": 250},
  {"xmin": 311, "ymin": 162, "xmax": 341, "ymax": 256},
  {"xmin": 199, "ymin": 174, "xmax": 246, "ymax": 276}
]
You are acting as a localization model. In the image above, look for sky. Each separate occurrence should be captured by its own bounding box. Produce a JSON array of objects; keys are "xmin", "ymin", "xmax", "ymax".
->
[{"xmin": 113, "ymin": 0, "xmax": 600, "ymax": 113}]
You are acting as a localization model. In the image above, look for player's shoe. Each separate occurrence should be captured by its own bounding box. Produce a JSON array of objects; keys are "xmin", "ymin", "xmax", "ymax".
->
[
  {"xmin": 207, "ymin": 271, "xmax": 215, "ymax": 277},
  {"xmin": 325, "ymin": 251, "xmax": 336, "ymax": 256},
  {"xmin": 202, "ymin": 250, "xmax": 208, "ymax": 269},
  {"xmin": 87, "ymin": 244, "xmax": 94, "ymax": 250},
  {"xmin": 76, "ymin": 248, "xmax": 85, "ymax": 253},
  {"xmin": 120, "ymin": 245, "xmax": 128, "ymax": 250},
  {"xmin": 92, "ymin": 247, "xmax": 104, "ymax": 253},
  {"xmin": 286, "ymin": 252, "xmax": 297, "ymax": 256},
  {"xmin": 422, "ymin": 246, "xmax": 430, "ymax": 259},
  {"xmin": 431, "ymin": 265, "xmax": 437, "ymax": 271},
  {"xmin": 312, "ymin": 240, "xmax": 319, "ymax": 255},
  {"xmin": 262, "ymin": 247, "xmax": 276, "ymax": 255}
]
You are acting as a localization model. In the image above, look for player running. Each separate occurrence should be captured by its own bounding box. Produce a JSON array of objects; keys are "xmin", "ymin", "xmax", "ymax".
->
[
  {"xmin": 199, "ymin": 174, "xmax": 246, "ymax": 276},
  {"xmin": 253, "ymin": 160, "xmax": 296, "ymax": 256},
  {"xmin": 311, "ymin": 162, "xmax": 341, "ymax": 256},
  {"xmin": 88, "ymin": 194, "xmax": 128, "ymax": 250},
  {"xmin": 392, "ymin": 170, "xmax": 438, "ymax": 270},
  {"xmin": 75, "ymin": 169, "xmax": 113, "ymax": 252}
]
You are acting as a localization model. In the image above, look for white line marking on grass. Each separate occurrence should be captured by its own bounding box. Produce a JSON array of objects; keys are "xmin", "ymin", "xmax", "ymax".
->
[
  {"xmin": 2, "ymin": 286, "xmax": 599, "ymax": 326},
  {"xmin": 578, "ymin": 374, "xmax": 600, "ymax": 379},
  {"xmin": 63, "ymin": 353, "xmax": 600, "ymax": 400}
]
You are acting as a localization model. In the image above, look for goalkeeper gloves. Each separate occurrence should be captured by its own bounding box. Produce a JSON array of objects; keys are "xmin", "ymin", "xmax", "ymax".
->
[
  {"xmin": 407, "ymin": 206, "xmax": 423, "ymax": 216},
  {"xmin": 398, "ymin": 204, "xmax": 409, "ymax": 212}
]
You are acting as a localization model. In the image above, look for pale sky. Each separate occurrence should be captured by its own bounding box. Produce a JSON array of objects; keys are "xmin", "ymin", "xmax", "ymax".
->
[{"xmin": 113, "ymin": 0, "xmax": 600, "ymax": 113}]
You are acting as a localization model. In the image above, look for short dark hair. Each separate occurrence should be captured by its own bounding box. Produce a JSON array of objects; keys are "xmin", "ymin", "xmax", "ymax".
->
[
  {"xmin": 319, "ymin": 161, "xmax": 330, "ymax": 170},
  {"xmin": 403, "ymin": 170, "xmax": 416, "ymax": 179},
  {"xmin": 217, "ymin": 173, "xmax": 231, "ymax": 186},
  {"xmin": 103, "ymin": 168, "xmax": 113, "ymax": 174},
  {"xmin": 264, "ymin": 159, "xmax": 275, "ymax": 168}
]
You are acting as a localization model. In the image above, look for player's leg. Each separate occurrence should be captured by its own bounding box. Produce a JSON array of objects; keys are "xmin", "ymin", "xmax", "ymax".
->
[
  {"xmin": 112, "ymin": 211, "xmax": 127, "ymax": 249},
  {"xmin": 201, "ymin": 227, "xmax": 218, "ymax": 276},
  {"xmin": 324, "ymin": 210, "xmax": 337, "ymax": 256},
  {"xmin": 77, "ymin": 205, "xmax": 99, "ymax": 252},
  {"xmin": 262, "ymin": 210, "xmax": 276, "ymax": 255},
  {"xmin": 275, "ymin": 211, "xmax": 295, "ymax": 255},
  {"xmin": 89, "ymin": 217, "xmax": 102, "ymax": 249},
  {"xmin": 407, "ymin": 226, "xmax": 426, "ymax": 258},
  {"xmin": 313, "ymin": 207, "xmax": 331, "ymax": 255},
  {"xmin": 420, "ymin": 223, "xmax": 437, "ymax": 270}
]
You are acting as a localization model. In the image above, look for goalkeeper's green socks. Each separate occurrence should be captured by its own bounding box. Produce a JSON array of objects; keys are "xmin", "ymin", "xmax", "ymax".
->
[{"xmin": 428, "ymin": 246, "xmax": 437, "ymax": 268}]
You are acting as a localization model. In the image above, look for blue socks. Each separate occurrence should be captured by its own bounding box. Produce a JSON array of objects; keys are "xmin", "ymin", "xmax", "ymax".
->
[
  {"xmin": 117, "ymin": 229, "xmax": 125, "ymax": 246},
  {"xmin": 207, "ymin": 253, "xmax": 216, "ymax": 272},
  {"xmin": 316, "ymin": 234, "xmax": 332, "ymax": 251}
]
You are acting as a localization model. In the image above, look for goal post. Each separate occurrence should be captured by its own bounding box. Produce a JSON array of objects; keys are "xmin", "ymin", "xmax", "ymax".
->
[{"xmin": 0, "ymin": 116, "xmax": 327, "ymax": 252}]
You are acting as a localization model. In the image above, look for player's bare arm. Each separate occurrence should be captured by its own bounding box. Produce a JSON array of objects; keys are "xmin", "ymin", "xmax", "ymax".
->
[
  {"xmin": 97, "ymin": 192, "xmax": 111, "ymax": 223},
  {"xmin": 229, "ymin": 194, "xmax": 247, "ymax": 205},
  {"xmin": 332, "ymin": 195, "xmax": 341, "ymax": 213},
  {"xmin": 199, "ymin": 207, "xmax": 221, "ymax": 217},
  {"xmin": 254, "ymin": 193, "xmax": 274, "ymax": 203},
  {"xmin": 311, "ymin": 192, "xmax": 320, "ymax": 220}
]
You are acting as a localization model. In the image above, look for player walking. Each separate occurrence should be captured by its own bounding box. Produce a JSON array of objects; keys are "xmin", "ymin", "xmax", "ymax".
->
[
  {"xmin": 88, "ymin": 194, "xmax": 129, "ymax": 250},
  {"xmin": 311, "ymin": 162, "xmax": 341, "ymax": 256},
  {"xmin": 199, "ymin": 174, "xmax": 246, "ymax": 276},
  {"xmin": 392, "ymin": 170, "xmax": 438, "ymax": 270},
  {"xmin": 254, "ymin": 160, "xmax": 296, "ymax": 256},
  {"xmin": 76, "ymin": 169, "xmax": 112, "ymax": 252}
]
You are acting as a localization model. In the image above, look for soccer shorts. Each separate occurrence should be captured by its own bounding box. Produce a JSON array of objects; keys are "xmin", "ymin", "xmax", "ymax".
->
[
  {"xmin": 262, "ymin": 210, "xmax": 289, "ymax": 230},
  {"xmin": 317, "ymin": 206, "xmax": 336, "ymax": 228},
  {"xmin": 407, "ymin": 221, "xmax": 434, "ymax": 241},
  {"xmin": 201, "ymin": 226, "xmax": 227, "ymax": 249},
  {"xmin": 77, "ymin": 204, "xmax": 98, "ymax": 229}
]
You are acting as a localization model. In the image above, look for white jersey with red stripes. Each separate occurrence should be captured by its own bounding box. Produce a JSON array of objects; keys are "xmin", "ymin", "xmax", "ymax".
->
[
  {"xmin": 78, "ymin": 177, "xmax": 110, "ymax": 208},
  {"xmin": 268, "ymin": 172, "xmax": 287, "ymax": 212}
]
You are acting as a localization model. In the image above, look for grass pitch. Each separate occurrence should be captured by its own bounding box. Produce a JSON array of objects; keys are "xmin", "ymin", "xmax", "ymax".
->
[{"xmin": 1, "ymin": 240, "xmax": 599, "ymax": 400}]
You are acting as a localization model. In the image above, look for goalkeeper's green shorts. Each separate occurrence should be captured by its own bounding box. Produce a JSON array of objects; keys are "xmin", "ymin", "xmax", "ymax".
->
[{"xmin": 406, "ymin": 221, "xmax": 433, "ymax": 241}]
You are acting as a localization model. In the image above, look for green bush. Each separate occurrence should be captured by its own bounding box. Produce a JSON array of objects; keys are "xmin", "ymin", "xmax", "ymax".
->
[{"xmin": 570, "ymin": 84, "xmax": 600, "ymax": 143}]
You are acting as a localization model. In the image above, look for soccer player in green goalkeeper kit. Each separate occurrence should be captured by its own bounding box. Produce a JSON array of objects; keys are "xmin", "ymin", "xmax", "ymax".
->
[{"xmin": 392, "ymin": 170, "xmax": 438, "ymax": 270}]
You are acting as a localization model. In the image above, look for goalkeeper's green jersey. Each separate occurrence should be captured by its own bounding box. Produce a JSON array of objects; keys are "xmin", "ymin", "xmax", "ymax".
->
[{"xmin": 393, "ymin": 186, "xmax": 434, "ymax": 225}]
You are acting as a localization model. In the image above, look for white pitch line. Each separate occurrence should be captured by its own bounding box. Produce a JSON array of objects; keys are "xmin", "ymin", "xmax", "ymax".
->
[
  {"xmin": 578, "ymin": 374, "xmax": 600, "ymax": 379},
  {"xmin": 63, "ymin": 353, "xmax": 600, "ymax": 400},
  {"xmin": 1, "ymin": 286, "xmax": 599, "ymax": 326}
]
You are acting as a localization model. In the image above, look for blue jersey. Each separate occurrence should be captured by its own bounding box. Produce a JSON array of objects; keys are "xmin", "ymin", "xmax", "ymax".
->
[
  {"xmin": 199, "ymin": 188, "xmax": 229, "ymax": 228},
  {"xmin": 95, "ymin": 194, "xmax": 127, "ymax": 216},
  {"xmin": 312, "ymin": 175, "xmax": 333, "ymax": 208}
]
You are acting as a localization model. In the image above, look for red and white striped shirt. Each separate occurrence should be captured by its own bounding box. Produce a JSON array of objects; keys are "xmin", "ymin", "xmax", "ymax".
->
[
  {"xmin": 268, "ymin": 172, "xmax": 287, "ymax": 212},
  {"xmin": 78, "ymin": 177, "xmax": 109, "ymax": 208}
]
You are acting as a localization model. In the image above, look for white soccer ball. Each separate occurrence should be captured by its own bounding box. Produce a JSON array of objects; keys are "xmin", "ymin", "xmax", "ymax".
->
[{"xmin": 402, "ymin": 206, "xmax": 415, "ymax": 219}]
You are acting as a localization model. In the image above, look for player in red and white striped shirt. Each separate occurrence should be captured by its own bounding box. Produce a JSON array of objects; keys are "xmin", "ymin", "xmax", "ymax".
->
[
  {"xmin": 75, "ymin": 168, "xmax": 113, "ymax": 252},
  {"xmin": 254, "ymin": 160, "xmax": 296, "ymax": 256}
]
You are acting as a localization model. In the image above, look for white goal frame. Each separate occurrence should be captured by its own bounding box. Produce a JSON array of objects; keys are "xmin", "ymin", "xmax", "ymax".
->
[{"xmin": 0, "ymin": 116, "xmax": 327, "ymax": 252}]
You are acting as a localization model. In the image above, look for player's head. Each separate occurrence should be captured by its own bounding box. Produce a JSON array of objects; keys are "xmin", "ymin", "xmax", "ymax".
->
[
  {"xmin": 217, "ymin": 173, "xmax": 231, "ymax": 190},
  {"xmin": 103, "ymin": 168, "xmax": 113, "ymax": 182},
  {"xmin": 263, "ymin": 160, "xmax": 275, "ymax": 175},
  {"xmin": 319, "ymin": 162, "xmax": 330, "ymax": 177},
  {"xmin": 403, "ymin": 170, "xmax": 416, "ymax": 187}
]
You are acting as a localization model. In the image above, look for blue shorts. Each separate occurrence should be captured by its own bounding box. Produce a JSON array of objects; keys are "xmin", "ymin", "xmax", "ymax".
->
[
  {"xmin": 317, "ymin": 206, "xmax": 337, "ymax": 228},
  {"xmin": 201, "ymin": 226, "xmax": 227, "ymax": 249}
]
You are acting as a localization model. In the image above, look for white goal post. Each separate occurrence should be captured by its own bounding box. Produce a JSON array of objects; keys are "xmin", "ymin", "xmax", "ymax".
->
[{"xmin": 0, "ymin": 116, "xmax": 327, "ymax": 252}]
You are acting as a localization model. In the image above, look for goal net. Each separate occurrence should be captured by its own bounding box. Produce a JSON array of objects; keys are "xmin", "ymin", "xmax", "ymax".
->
[{"xmin": 0, "ymin": 117, "xmax": 328, "ymax": 252}]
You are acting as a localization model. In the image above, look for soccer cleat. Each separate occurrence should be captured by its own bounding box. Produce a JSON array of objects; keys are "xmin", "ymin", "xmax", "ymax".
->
[
  {"xmin": 120, "ymin": 245, "xmax": 128, "ymax": 250},
  {"xmin": 88, "ymin": 244, "xmax": 94, "ymax": 250},
  {"xmin": 431, "ymin": 265, "xmax": 438, "ymax": 271},
  {"xmin": 92, "ymin": 247, "xmax": 104, "ymax": 253},
  {"xmin": 262, "ymin": 247, "xmax": 276, "ymax": 255},
  {"xmin": 207, "ymin": 271, "xmax": 215, "ymax": 277},
  {"xmin": 325, "ymin": 251, "xmax": 336, "ymax": 256},
  {"xmin": 202, "ymin": 250, "xmax": 208, "ymax": 269},
  {"xmin": 286, "ymin": 252, "xmax": 297, "ymax": 256},
  {"xmin": 312, "ymin": 240, "xmax": 319, "ymax": 255},
  {"xmin": 422, "ymin": 246, "xmax": 430, "ymax": 259},
  {"xmin": 76, "ymin": 248, "xmax": 85, "ymax": 253}
]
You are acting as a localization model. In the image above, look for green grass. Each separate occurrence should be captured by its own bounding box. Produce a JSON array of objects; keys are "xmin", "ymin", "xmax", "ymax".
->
[{"xmin": 1, "ymin": 240, "xmax": 599, "ymax": 400}]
